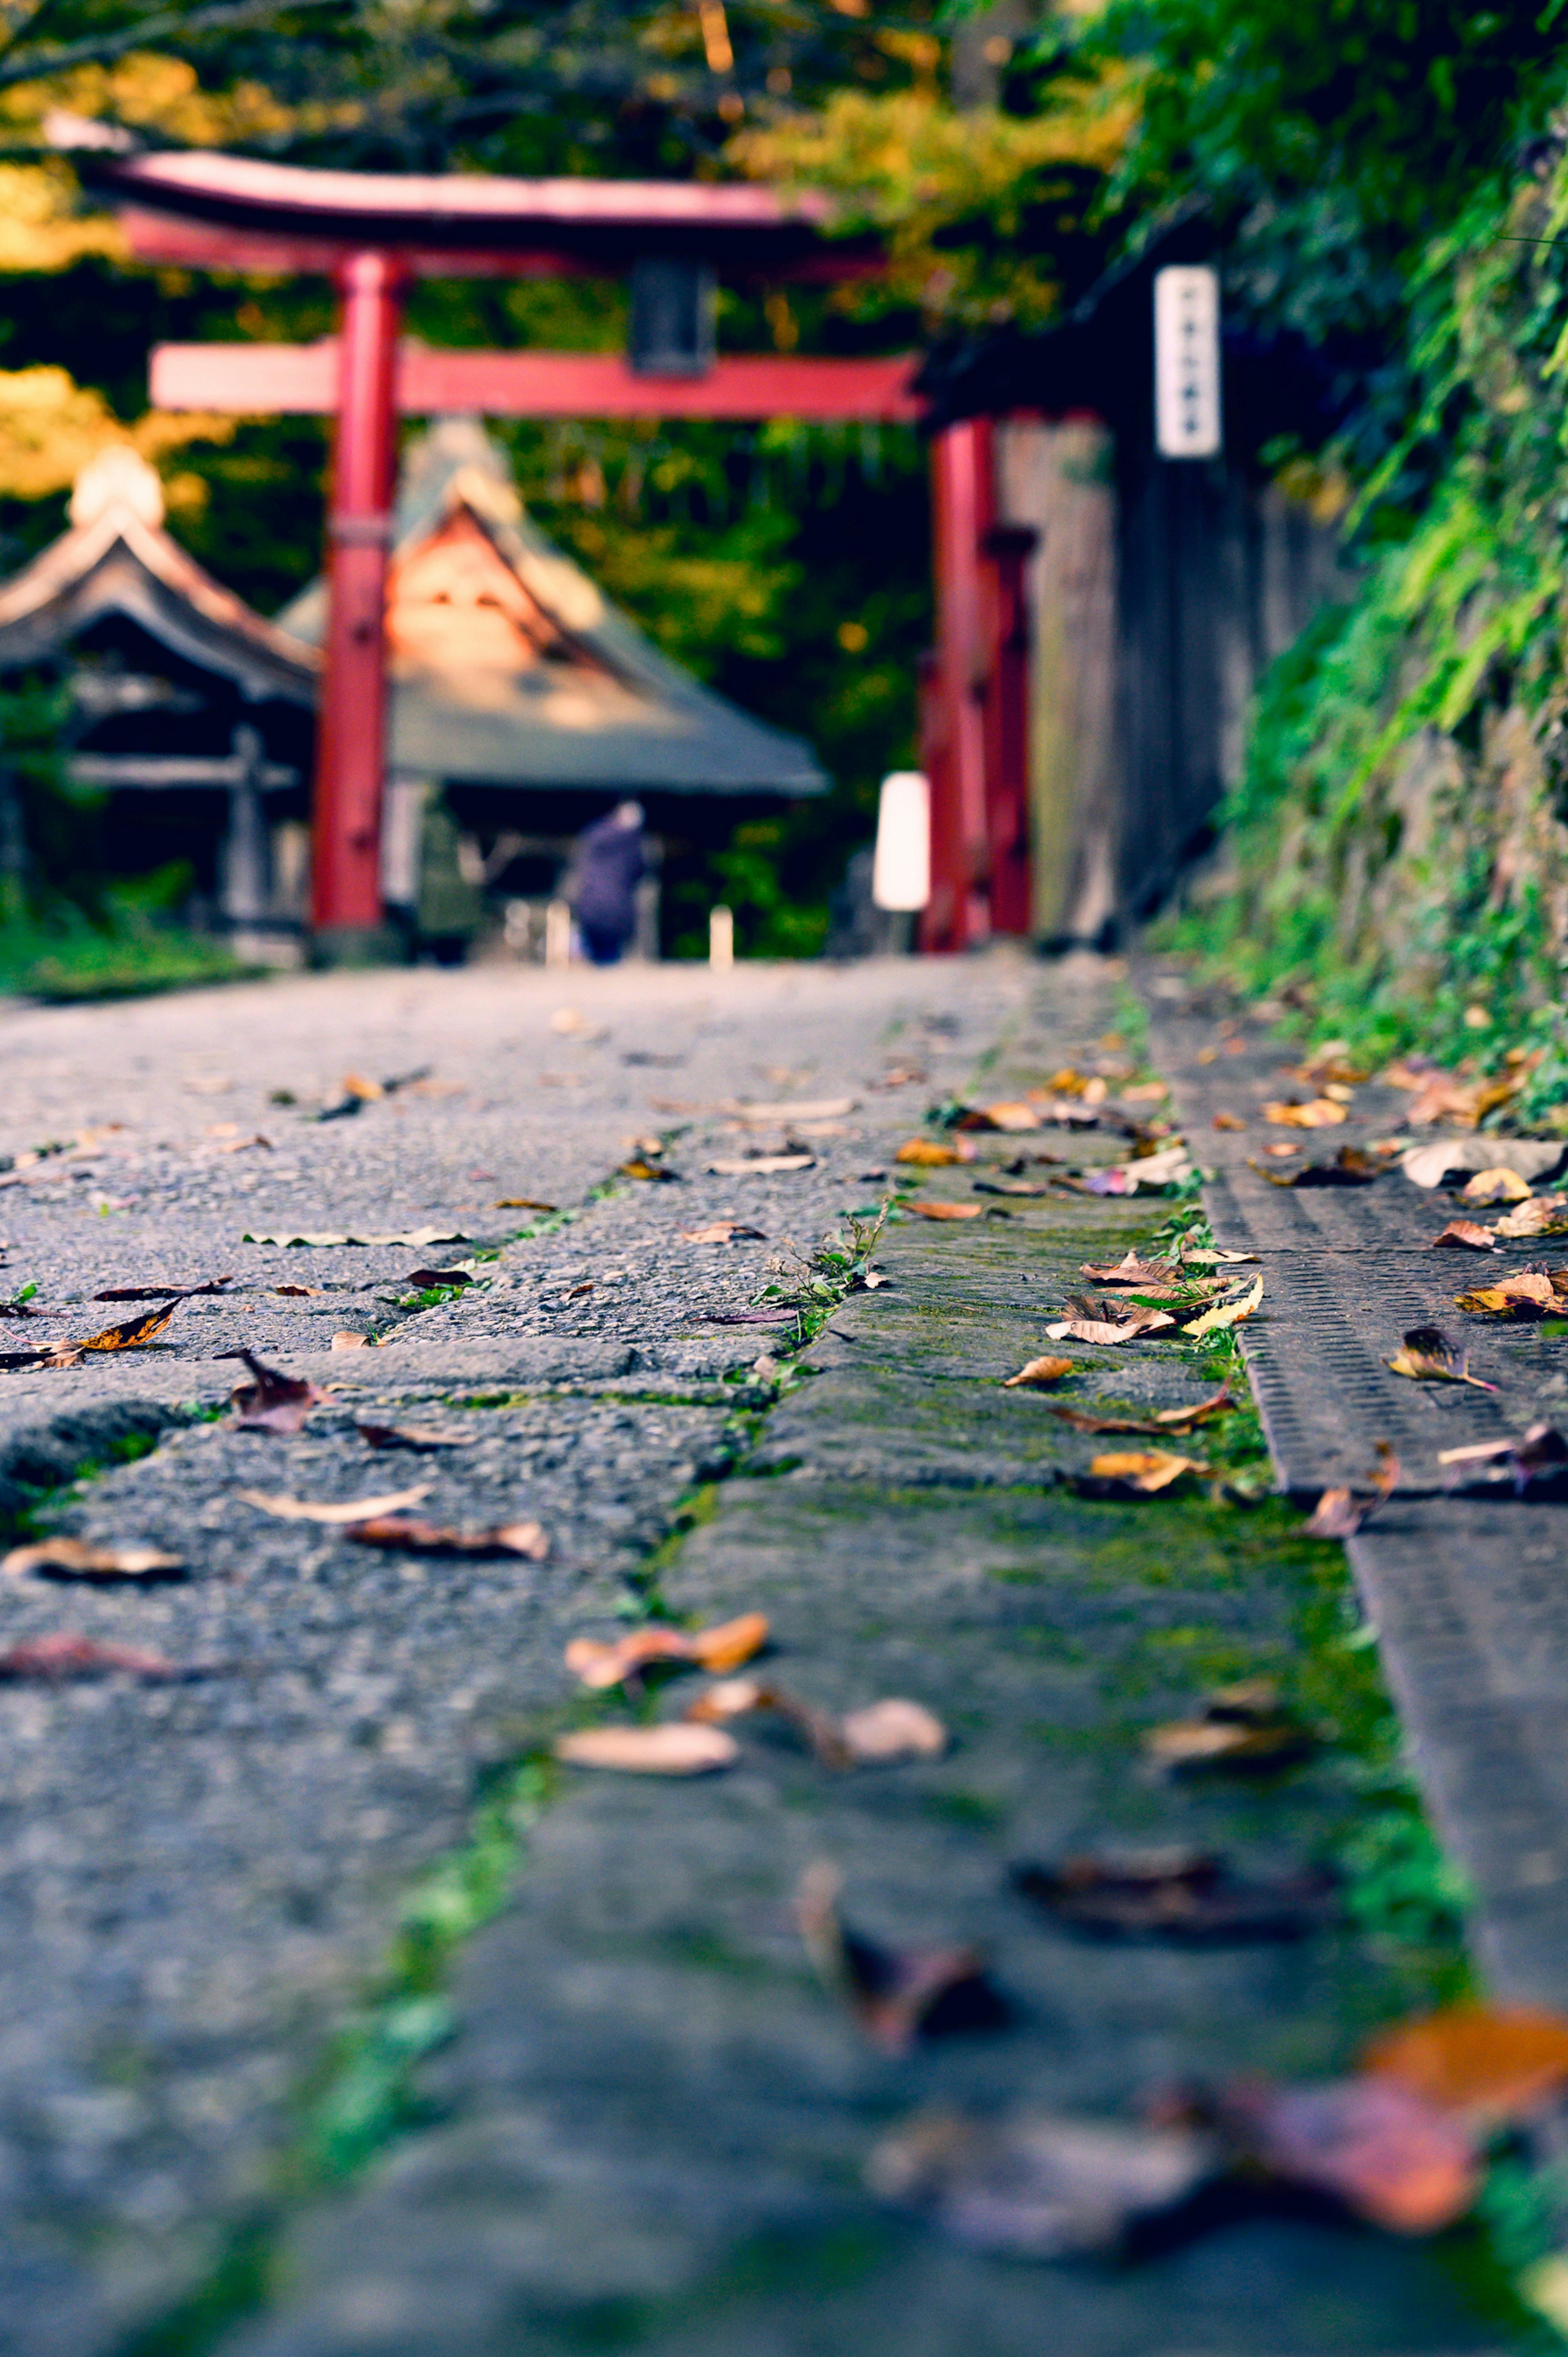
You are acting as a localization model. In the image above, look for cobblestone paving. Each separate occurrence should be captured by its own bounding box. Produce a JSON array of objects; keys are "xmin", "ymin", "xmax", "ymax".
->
[{"xmin": 0, "ymin": 958, "xmax": 1515, "ymax": 2356}]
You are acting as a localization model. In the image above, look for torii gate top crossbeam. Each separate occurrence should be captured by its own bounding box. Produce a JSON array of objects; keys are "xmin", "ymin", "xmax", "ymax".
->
[{"xmin": 107, "ymin": 152, "xmax": 872, "ymax": 280}]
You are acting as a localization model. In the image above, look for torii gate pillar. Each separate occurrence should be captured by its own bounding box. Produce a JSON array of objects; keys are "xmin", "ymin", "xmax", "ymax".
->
[{"xmin": 313, "ymin": 250, "xmax": 408, "ymax": 957}]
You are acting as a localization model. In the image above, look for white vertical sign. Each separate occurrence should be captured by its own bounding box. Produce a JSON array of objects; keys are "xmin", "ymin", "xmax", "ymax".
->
[
  {"xmin": 872, "ymin": 771, "xmax": 931, "ymax": 911},
  {"xmin": 1154, "ymin": 265, "xmax": 1222, "ymax": 459}
]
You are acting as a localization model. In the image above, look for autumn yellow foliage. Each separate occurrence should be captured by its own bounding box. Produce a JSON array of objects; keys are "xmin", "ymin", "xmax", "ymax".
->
[
  {"xmin": 0, "ymin": 367, "xmax": 232, "ymax": 506},
  {"xmin": 730, "ymin": 80, "xmax": 1137, "ymax": 326}
]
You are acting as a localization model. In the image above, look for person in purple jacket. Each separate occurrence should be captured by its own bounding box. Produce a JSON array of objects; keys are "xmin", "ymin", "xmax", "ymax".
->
[{"xmin": 566, "ymin": 800, "xmax": 647, "ymax": 964}]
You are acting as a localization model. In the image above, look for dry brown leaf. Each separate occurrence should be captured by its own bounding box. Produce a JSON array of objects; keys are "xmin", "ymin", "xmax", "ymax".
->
[
  {"xmin": 1011, "ymin": 1848, "xmax": 1336, "ymax": 1942},
  {"xmin": 1454, "ymin": 1272, "xmax": 1558, "ymax": 1319},
  {"xmin": 1183, "ymin": 1274, "xmax": 1264, "ymax": 1336},
  {"xmin": 895, "ymin": 1139, "xmax": 973, "ymax": 1167},
  {"xmin": 704, "ymin": 1154, "xmax": 813, "ymax": 1176},
  {"xmin": 1304, "ymin": 1444, "xmax": 1402, "ymax": 1536},
  {"xmin": 2, "ymin": 1538, "xmax": 183, "ymax": 1581},
  {"xmin": 1494, "ymin": 1194, "xmax": 1568, "ymax": 1238},
  {"xmin": 1144, "ymin": 1680, "xmax": 1315, "ymax": 1775},
  {"xmin": 1119, "ymin": 1080, "xmax": 1169, "ymax": 1104},
  {"xmin": 1387, "ymin": 1324, "xmax": 1498, "ymax": 1387},
  {"xmin": 1045, "ymin": 1301, "xmax": 1178, "ymax": 1345},
  {"xmin": 495, "ymin": 1197, "xmax": 558, "ymax": 1212},
  {"xmin": 347, "ymin": 1517, "xmax": 549, "ymax": 1558},
  {"xmin": 796, "ymin": 1862, "xmax": 1008, "ymax": 2054},
  {"xmin": 554, "ymin": 1724, "xmax": 738, "ymax": 1775},
  {"xmin": 1460, "ymin": 1167, "xmax": 1532, "ymax": 1206},
  {"xmin": 331, "ymin": 1332, "xmax": 370, "ymax": 1351},
  {"xmin": 72, "ymin": 1302, "xmax": 180, "ymax": 1352},
  {"xmin": 1431, "ymin": 1221, "xmax": 1496, "ymax": 1250},
  {"xmin": 1001, "ymin": 1355, "xmax": 1074, "ymax": 1389},
  {"xmin": 910, "ymin": 1200, "xmax": 983, "ymax": 1222},
  {"xmin": 865, "ymin": 2106, "xmax": 1222, "ymax": 2258},
  {"xmin": 221, "ymin": 1349, "xmax": 325, "ymax": 1434},
  {"xmin": 1079, "ymin": 1252, "xmax": 1183, "ymax": 1286},
  {"xmin": 954, "ymin": 1102, "xmax": 1042, "ymax": 1133},
  {"xmin": 679, "ymin": 1221, "xmax": 767, "ymax": 1243},
  {"xmin": 1051, "ymin": 1386, "xmax": 1235, "ymax": 1438},
  {"xmin": 1087, "ymin": 1449, "xmax": 1209, "ymax": 1493},
  {"xmin": 0, "ymin": 1632, "xmax": 184, "ymax": 1680},
  {"xmin": 403, "ymin": 1267, "xmax": 474, "ymax": 1289},
  {"xmin": 1212, "ymin": 1110, "xmax": 1246, "ymax": 1131},
  {"xmin": 564, "ymin": 1612, "xmax": 768, "ymax": 1690},
  {"xmin": 273, "ymin": 1283, "xmax": 325, "ymax": 1298},
  {"xmin": 1362, "ymin": 2006, "xmax": 1568, "ymax": 2127},
  {"xmin": 237, "ymin": 1484, "xmax": 431, "ymax": 1525},
  {"xmin": 92, "ymin": 1276, "xmax": 234, "ymax": 1302},
  {"xmin": 620, "ymin": 1157, "xmax": 681, "ymax": 1182},
  {"xmin": 1259, "ymin": 1146, "xmax": 1383, "ymax": 1189},
  {"xmin": 1223, "ymin": 2078, "xmax": 1477, "ymax": 2235},
  {"xmin": 355, "ymin": 1421, "xmax": 471, "ymax": 1452},
  {"xmin": 1263, "ymin": 1098, "xmax": 1348, "ymax": 1129},
  {"xmin": 840, "ymin": 1698, "xmax": 948, "ymax": 1763}
]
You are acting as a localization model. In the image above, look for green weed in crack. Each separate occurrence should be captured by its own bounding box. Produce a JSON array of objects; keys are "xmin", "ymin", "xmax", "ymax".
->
[{"xmin": 757, "ymin": 1205, "xmax": 890, "ymax": 1343}]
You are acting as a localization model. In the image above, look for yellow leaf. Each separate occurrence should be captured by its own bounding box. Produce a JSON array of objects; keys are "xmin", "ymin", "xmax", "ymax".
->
[{"xmin": 1183, "ymin": 1274, "xmax": 1264, "ymax": 1336}]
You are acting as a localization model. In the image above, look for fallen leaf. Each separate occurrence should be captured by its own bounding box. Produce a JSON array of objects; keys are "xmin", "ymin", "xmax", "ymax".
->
[
  {"xmin": 1212, "ymin": 1111, "xmax": 1246, "ymax": 1131},
  {"xmin": 1401, "ymin": 1138, "xmax": 1566, "ymax": 1191},
  {"xmin": 895, "ymin": 1139, "xmax": 974, "ymax": 1166},
  {"xmin": 1051, "ymin": 1386, "xmax": 1236, "ymax": 1438},
  {"xmin": 331, "ymin": 1332, "xmax": 370, "ymax": 1351},
  {"xmin": 236, "ymin": 1484, "xmax": 431, "ymax": 1525},
  {"xmin": 1362, "ymin": 2006, "xmax": 1568, "ymax": 2127},
  {"xmin": 1259, "ymin": 1147, "xmax": 1382, "ymax": 1189},
  {"xmin": 1002, "ymin": 1355, "xmax": 1075, "ymax": 1389},
  {"xmin": 1079, "ymin": 1252, "xmax": 1184, "ymax": 1287},
  {"xmin": 1144, "ymin": 1680, "xmax": 1315, "ymax": 1775},
  {"xmin": 1119, "ymin": 1081, "xmax": 1169, "ymax": 1105},
  {"xmin": 952, "ymin": 1102, "xmax": 1042, "ymax": 1133},
  {"xmin": 840, "ymin": 1698, "xmax": 948, "ymax": 1763},
  {"xmin": 866, "ymin": 2107, "xmax": 1221, "ymax": 2257},
  {"xmin": 347, "ymin": 1517, "xmax": 549, "ymax": 1557},
  {"xmin": 1223, "ymin": 2078, "xmax": 1477, "ymax": 2235},
  {"xmin": 1461, "ymin": 1167, "xmax": 1532, "ymax": 1206},
  {"xmin": 92, "ymin": 1276, "xmax": 235, "ymax": 1301},
  {"xmin": 863, "ymin": 2112, "xmax": 1216, "ymax": 2253},
  {"xmin": 565, "ymin": 1611, "xmax": 768, "ymax": 1690},
  {"xmin": 72, "ymin": 1302, "xmax": 180, "ymax": 1352},
  {"xmin": 1045, "ymin": 1300, "xmax": 1178, "ymax": 1345},
  {"xmin": 704, "ymin": 1155, "xmax": 813, "ymax": 1176},
  {"xmin": 1493, "ymin": 1194, "xmax": 1568, "ymax": 1238},
  {"xmin": 679, "ymin": 1221, "xmax": 767, "ymax": 1243},
  {"xmin": 1387, "ymin": 1324, "xmax": 1498, "ymax": 1386},
  {"xmin": 1437, "ymin": 1423, "xmax": 1568, "ymax": 1495},
  {"xmin": 272, "ymin": 1283, "xmax": 325, "ymax": 1298},
  {"xmin": 2, "ymin": 1538, "xmax": 183, "ymax": 1581},
  {"xmin": 242, "ymin": 1228, "xmax": 470, "ymax": 1248},
  {"xmin": 693, "ymin": 1307, "xmax": 799, "ymax": 1327},
  {"xmin": 796, "ymin": 1861, "xmax": 1009, "ymax": 2054},
  {"xmin": 1085, "ymin": 1449, "xmax": 1209, "ymax": 1493},
  {"xmin": 494, "ymin": 1197, "xmax": 558, "ymax": 1212},
  {"xmin": 0, "ymin": 1633, "xmax": 183, "ymax": 1681},
  {"xmin": 356, "ymin": 1421, "xmax": 471, "ymax": 1452},
  {"xmin": 1011, "ymin": 1848, "xmax": 1336, "ymax": 1942},
  {"xmin": 554, "ymin": 1724, "xmax": 738, "ymax": 1774},
  {"xmin": 619, "ymin": 1157, "xmax": 680, "ymax": 1182},
  {"xmin": 1453, "ymin": 1272, "xmax": 1559, "ymax": 1320},
  {"xmin": 403, "ymin": 1267, "xmax": 474, "ymax": 1289},
  {"xmin": 973, "ymin": 1177, "xmax": 1056, "ymax": 1197},
  {"xmin": 0, "ymin": 1342, "xmax": 83, "ymax": 1373},
  {"xmin": 1180, "ymin": 1247, "xmax": 1259, "ymax": 1267},
  {"xmin": 726, "ymin": 1096, "xmax": 856, "ymax": 1122},
  {"xmin": 1263, "ymin": 1098, "xmax": 1348, "ymax": 1128},
  {"xmin": 910, "ymin": 1201, "xmax": 983, "ymax": 1222},
  {"xmin": 1431, "ymin": 1221, "xmax": 1496, "ymax": 1250},
  {"xmin": 221, "ymin": 1348, "xmax": 325, "ymax": 1434},
  {"xmin": 1304, "ymin": 1443, "xmax": 1402, "ymax": 1536},
  {"xmin": 1183, "ymin": 1274, "xmax": 1264, "ymax": 1336}
]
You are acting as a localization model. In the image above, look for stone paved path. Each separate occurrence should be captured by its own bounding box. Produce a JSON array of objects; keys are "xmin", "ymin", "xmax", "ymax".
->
[{"xmin": 0, "ymin": 957, "xmax": 1518, "ymax": 2356}]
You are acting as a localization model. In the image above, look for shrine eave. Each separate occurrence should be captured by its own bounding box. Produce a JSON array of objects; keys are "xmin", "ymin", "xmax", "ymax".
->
[{"xmin": 105, "ymin": 154, "xmax": 879, "ymax": 281}]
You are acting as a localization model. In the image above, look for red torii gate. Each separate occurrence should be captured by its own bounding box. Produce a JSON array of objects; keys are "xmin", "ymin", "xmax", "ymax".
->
[{"xmin": 107, "ymin": 153, "xmax": 1022, "ymax": 959}]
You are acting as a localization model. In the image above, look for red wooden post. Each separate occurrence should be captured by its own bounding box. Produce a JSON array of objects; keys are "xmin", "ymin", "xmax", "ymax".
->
[
  {"xmin": 311, "ymin": 248, "xmax": 408, "ymax": 957},
  {"xmin": 920, "ymin": 418, "xmax": 994, "ymax": 952},
  {"xmin": 981, "ymin": 523, "xmax": 1036, "ymax": 937}
]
